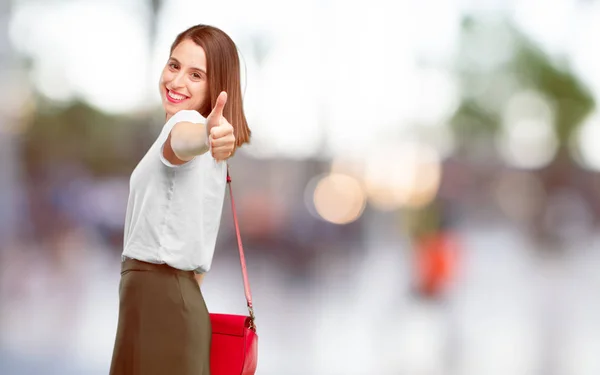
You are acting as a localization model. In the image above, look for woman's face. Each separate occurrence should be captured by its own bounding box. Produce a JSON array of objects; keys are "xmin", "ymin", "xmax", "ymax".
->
[{"xmin": 159, "ymin": 39, "xmax": 209, "ymax": 121}]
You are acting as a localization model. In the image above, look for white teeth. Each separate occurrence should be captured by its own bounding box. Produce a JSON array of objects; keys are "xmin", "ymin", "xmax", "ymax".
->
[{"xmin": 168, "ymin": 91, "xmax": 186, "ymax": 100}]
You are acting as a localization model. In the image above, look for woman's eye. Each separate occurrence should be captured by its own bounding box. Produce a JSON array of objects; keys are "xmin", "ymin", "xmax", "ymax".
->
[
  {"xmin": 192, "ymin": 73, "xmax": 201, "ymax": 79},
  {"xmin": 168, "ymin": 63, "xmax": 178, "ymax": 70}
]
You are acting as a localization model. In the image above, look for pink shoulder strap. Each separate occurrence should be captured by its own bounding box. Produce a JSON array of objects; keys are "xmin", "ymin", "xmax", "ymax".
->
[{"xmin": 226, "ymin": 167, "xmax": 255, "ymax": 324}]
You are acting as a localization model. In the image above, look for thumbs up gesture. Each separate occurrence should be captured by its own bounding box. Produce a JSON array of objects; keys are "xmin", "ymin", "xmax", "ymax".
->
[{"xmin": 206, "ymin": 91, "xmax": 236, "ymax": 161}]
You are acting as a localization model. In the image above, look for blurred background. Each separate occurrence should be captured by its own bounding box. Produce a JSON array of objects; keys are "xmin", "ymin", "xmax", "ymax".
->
[{"xmin": 2, "ymin": 0, "xmax": 600, "ymax": 374}]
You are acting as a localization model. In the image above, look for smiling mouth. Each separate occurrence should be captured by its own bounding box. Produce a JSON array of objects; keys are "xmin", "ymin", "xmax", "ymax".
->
[{"xmin": 166, "ymin": 89, "xmax": 189, "ymax": 103}]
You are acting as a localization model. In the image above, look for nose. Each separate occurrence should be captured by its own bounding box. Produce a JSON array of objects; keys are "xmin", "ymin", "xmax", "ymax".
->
[{"xmin": 170, "ymin": 71, "xmax": 186, "ymax": 89}]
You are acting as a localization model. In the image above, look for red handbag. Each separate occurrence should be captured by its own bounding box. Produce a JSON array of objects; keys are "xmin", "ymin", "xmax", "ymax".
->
[{"xmin": 209, "ymin": 168, "xmax": 258, "ymax": 375}]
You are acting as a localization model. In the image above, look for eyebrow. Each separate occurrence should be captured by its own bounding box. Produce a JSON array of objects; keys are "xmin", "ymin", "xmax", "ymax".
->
[{"xmin": 169, "ymin": 57, "xmax": 207, "ymax": 75}]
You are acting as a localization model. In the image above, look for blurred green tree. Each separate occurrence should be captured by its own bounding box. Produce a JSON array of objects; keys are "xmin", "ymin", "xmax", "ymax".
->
[
  {"xmin": 22, "ymin": 99, "xmax": 155, "ymax": 177},
  {"xmin": 407, "ymin": 16, "xmax": 596, "ymax": 245},
  {"xmin": 451, "ymin": 16, "xmax": 595, "ymax": 155}
]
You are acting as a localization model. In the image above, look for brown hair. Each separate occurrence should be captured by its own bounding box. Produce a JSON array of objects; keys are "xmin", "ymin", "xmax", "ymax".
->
[{"xmin": 170, "ymin": 24, "xmax": 251, "ymax": 148}]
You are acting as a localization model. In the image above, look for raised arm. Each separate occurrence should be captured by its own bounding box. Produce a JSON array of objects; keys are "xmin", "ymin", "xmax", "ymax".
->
[{"xmin": 163, "ymin": 91, "xmax": 235, "ymax": 165}]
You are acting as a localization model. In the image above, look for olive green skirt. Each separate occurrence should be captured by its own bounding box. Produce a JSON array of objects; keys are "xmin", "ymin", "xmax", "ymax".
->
[{"xmin": 109, "ymin": 258, "xmax": 211, "ymax": 375}]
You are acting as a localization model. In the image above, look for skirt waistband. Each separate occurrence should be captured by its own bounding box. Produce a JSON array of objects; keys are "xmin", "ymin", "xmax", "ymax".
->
[{"xmin": 121, "ymin": 257, "xmax": 195, "ymax": 279}]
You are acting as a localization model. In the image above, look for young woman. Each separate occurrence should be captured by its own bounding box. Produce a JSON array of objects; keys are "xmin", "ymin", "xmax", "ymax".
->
[{"xmin": 109, "ymin": 24, "xmax": 251, "ymax": 375}]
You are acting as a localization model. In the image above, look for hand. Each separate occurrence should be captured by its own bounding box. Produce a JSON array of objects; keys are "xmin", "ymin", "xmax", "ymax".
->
[{"xmin": 206, "ymin": 91, "xmax": 236, "ymax": 161}]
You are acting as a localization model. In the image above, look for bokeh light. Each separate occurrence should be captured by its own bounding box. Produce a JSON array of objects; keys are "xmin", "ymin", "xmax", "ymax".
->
[
  {"xmin": 363, "ymin": 141, "xmax": 442, "ymax": 210},
  {"xmin": 497, "ymin": 91, "xmax": 558, "ymax": 169},
  {"xmin": 312, "ymin": 173, "xmax": 366, "ymax": 225},
  {"xmin": 572, "ymin": 113, "xmax": 600, "ymax": 172}
]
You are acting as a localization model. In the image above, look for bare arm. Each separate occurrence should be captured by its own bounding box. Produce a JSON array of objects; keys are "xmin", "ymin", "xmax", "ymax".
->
[
  {"xmin": 194, "ymin": 273, "xmax": 206, "ymax": 287},
  {"xmin": 163, "ymin": 121, "xmax": 210, "ymax": 165}
]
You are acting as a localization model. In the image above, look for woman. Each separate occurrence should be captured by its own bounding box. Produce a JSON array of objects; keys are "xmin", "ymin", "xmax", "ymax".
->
[{"xmin": 109, "ymin": 24, "xmax": 251, "ymax": 375}]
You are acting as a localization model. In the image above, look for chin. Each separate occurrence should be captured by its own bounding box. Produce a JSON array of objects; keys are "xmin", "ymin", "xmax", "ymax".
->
[{"xmin": 161, "ymin": 103, "xmax": 175, "ymax": 118}]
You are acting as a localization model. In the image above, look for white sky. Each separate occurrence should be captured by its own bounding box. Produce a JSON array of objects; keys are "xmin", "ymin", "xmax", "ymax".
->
[{"xmin": 8, "ymin": 0, "xmax": 600, "ymax": 163}]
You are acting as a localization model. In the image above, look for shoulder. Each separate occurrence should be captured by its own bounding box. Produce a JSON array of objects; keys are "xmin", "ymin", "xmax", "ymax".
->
[{"xmin": 167, "ymin": 110, "xmax": 206, "ymax": 126}]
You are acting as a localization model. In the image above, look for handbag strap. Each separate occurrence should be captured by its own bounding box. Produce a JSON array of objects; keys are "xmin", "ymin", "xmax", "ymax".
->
[{"xmin": 226, "ymin": 166, "xmax": 256, "ymax": 327}]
